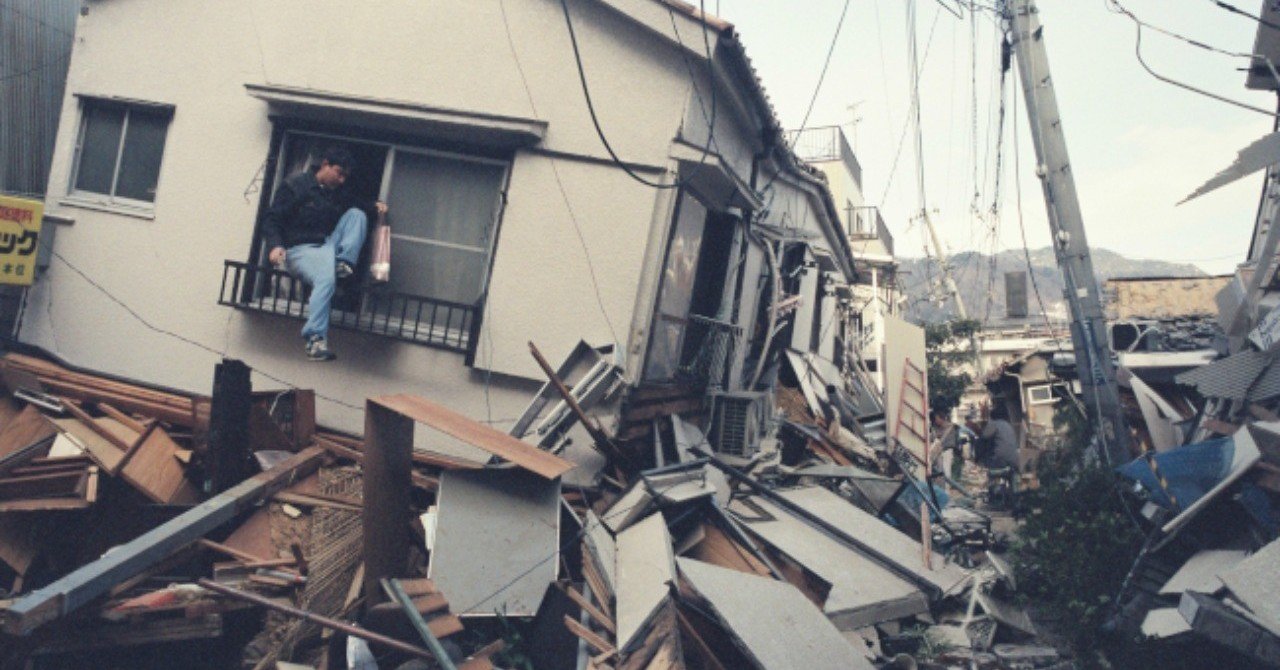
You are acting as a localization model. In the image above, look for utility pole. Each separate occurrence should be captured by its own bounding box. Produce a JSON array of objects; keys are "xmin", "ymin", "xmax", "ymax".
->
[
  {"xmin": 921, "ymin": 211, "xmax": 968, "ymax": 319},
  {"xmin": 1004, "ymin": 0, "xmax": 1130, "ymax": 462},
  {"xmin": 906, "ymin": 0, "xmax": 967, "ymax": 320}
]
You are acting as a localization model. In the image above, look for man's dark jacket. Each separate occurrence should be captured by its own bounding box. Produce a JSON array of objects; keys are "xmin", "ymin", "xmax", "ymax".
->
[{"xmin": 262, "ymin": 171, "xmax": 365, "ymax": 250}]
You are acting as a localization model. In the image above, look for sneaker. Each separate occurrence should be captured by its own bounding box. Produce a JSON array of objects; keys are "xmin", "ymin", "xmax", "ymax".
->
[
  {"xmin": 335, "ymin": 261, "xmax": 354, "ymax": 279},
  {"xmin": 305, "ymin": 336, "xmax": 336, "ymax": 362}
]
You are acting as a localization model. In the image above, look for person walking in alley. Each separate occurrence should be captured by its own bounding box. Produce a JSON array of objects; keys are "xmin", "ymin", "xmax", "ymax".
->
[{"xmin": 262, "ymin": 146, "xmax": 388, "ymax": 361}]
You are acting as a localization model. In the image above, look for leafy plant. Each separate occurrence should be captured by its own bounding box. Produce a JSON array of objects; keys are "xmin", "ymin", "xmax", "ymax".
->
[
  {"xmin": 1009, "ymin": 405, "xmax": 1144, "ymax": 663},
  {"xmin": 925, "ymin": 318, "xmax": 980, "ymax": 413}
]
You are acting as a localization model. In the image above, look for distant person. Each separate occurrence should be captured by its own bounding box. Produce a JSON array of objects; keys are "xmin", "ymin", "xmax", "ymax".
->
[
  {"xmin": 978, "ymin": 405, "xmax": 1019, "ymax": 472},
  {"xmin": 262, "ymin": 146, "xmax": 388, "ymax": 361}
]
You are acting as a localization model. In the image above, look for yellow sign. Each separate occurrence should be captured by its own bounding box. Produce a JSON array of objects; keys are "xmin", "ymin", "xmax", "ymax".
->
[{"xmin": 0, "ymin": 196, "xmax": 42, "ymax": 286}]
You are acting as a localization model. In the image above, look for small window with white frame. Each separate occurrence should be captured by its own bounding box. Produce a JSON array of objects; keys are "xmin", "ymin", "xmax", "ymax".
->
[
  {"xmin": 69, "ymin": 97, "xmax": 173, "ymax": 209},
  {"xmin": 1026, "ymin": 384, "xmax": 1055, "ymax": 405}
]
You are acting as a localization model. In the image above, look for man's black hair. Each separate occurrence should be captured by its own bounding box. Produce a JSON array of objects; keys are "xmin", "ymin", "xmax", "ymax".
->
[
  {"xmin": 321, "ymin": 145, "xmax": 355, "ymax": 172},
  {"xmin": 930, "ymin": 407, "xmax": 950, "ymax": 422}
]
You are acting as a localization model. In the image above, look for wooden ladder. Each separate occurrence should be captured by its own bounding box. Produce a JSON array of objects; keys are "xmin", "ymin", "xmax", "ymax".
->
[{"xmin": 891, "ymin": 357, "xmax": 929, "ymax": 469}]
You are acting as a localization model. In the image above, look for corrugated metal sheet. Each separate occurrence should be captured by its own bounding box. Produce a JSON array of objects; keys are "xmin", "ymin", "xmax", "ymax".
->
[
  {"xmin": 0, "ymin": 0, "xmax": 79, "ymax": 197},
  {"xmin": 1175, "ymin": 349, "xmax": 1274, "ymax": 401}
]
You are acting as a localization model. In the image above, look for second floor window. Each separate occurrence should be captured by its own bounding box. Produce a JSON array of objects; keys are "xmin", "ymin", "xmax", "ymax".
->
[{"xmin": 70, "ymin": 98, "xmax": 172, "ymax": 206}]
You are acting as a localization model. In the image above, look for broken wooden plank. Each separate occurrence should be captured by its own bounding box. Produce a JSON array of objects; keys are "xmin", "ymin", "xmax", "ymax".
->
[
  {"xmin": 118, "ymin": 425, "xmax": 199, "ymax": 505},
  {"xmin": 565, "ymin": 614, "xmax": 616, "ymax": 656},
  {"xmin": 558, "ymin": 582, "xmax": 616, "ymax": 635},
  {"xmin": 50, "ymin": 417, "xmax": 126, "ymax": 475},
  {"xmin": 198, "ymin": 578, "xmax": 438, "ymax": 659},
  {"xmin": 0, "ymin": 406, "xmax": 57, "ymax": 460},
  {"xmin": 0, "ymin": 446, "xmax": 325, "ymax": 635},
  {"xmin": 364, "ymin": 401, "xmax": 414, "ymax": 604},
  {"xmin": 370, "ymin": 395, "xmax": 574, "ymax": 480}
]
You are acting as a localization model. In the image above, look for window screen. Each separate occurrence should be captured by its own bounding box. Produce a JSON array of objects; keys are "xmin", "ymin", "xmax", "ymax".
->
[{"xmin": 385, "ymin": 149, "xmax": 506, "ymax": 305}]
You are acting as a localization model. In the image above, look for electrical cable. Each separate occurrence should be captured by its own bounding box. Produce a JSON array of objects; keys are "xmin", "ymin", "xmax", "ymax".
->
[
  {"xmin": 43, "ymin": 244, "xmax": 365, "ymax": 413},
  {"xmin": 1105, "ymin": 0, "xmax": 1280, "ymax": 117},
  {"xmin": 756, "ymin": 0, "xmax": 853, "ymax": 200},
  {"xmin": 1207, "ymin": 0, "xmax": 1280, "ymax": 32},
  {"xmin": 557, "ymin": 0, "xmax": 717, "ymax": 190},
  {"xmin": 879, "ymin": 5, "xmax": 945, "ymax": 208}
]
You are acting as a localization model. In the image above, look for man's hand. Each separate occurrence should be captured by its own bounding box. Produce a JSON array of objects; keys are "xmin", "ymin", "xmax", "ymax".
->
[
  {"xmin": 268, "ymin": 246, "xmax": 286, "ymax": 266},
  {"xmin": 374, "ymin": 201, "xmax": 389, "ymax": 216}
]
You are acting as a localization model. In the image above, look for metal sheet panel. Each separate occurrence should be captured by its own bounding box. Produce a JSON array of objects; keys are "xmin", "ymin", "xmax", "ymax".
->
[
  {"xmin": 428, "ymin": 468, "xmax": 561, "ymax": 617},
  {"xmin": 0, "ymin": 0, "xmax": 78, "ymax": 197},
  {"xmin": 677, "ymin": 557, "xmax": 873, "ymax": 670}
]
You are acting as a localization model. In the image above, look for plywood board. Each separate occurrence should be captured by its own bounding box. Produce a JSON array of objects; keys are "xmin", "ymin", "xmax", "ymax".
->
[
  {"xmin": 0, "ymin": 406, "xmax": 56, "ymax": 459},
  {"xmin": 729, "ymin": 496, "xmax": 927, "ymax": 630},
  {"xmin": 615, "ymin": 513, "xmax": 675, "ymax": 652},
  {"xmin": 371, "ymin": 395, "xmax": 574, "ymax": 480},
  {"xmin": 428, "ymin": 468, "xmax": 560, "ymax": 617},
  {"xmin": 119, "ymin": 426, "xmax": 198, "ymax": 504},
  {"xmin": 883, "ymin": 315, "xmax": 927, "ymax": 462},
  {"xmin": 677, "ymin": 558, "xmax": 873, "ymax": 670}
]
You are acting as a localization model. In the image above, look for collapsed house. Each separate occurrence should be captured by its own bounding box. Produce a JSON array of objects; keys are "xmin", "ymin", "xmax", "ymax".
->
[
  {"xmin": 0, "ymin": 1, "xmax": 1082, "ymax": 669},
  {"xmin": 1099, "ymin": 12, "xmax": 1280, "ymax": 665}
]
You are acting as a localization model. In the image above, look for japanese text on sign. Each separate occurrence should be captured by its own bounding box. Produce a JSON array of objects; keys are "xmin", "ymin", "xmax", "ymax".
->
[{"xmin": 0, "ymin": 196, "xmax": 42, "ymax": 287}]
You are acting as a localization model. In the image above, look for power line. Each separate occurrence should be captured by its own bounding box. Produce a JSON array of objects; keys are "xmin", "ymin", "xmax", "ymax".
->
[
  {"xmin": 1207, "ymin": 0, "xmax": 1280, "ymax": 32},
  {"xmin": 1104, "ymin": 0, "xmax": 1280, "ymax": 117},
  {"xmin": 558, "ymin": 0, "xmax": 717, "ymax": 190},
  {"xmin": 44, "ymin": 245, "xmax": 365, "ymax": 413},
  {"xmin": 758, "ymin": 0, "xmax": 853, "ymax": 199}
]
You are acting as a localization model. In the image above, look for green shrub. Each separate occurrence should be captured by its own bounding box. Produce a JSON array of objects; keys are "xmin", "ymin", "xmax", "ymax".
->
[{"xmin": 1009, "ymin": 406, "xmax": 1144, "ymax": 662}]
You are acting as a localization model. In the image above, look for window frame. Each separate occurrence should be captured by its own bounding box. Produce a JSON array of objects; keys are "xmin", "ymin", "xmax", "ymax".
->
[
  {"xmin": 1026, "ymin": 383, "xmax": 1056, "ymax": 405},
  {"xmin": 65, "ymin": 96, "xmax": 173, "ymax": 214}
]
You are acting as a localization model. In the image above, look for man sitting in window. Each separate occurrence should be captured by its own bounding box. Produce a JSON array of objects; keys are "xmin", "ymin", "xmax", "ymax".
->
[{"xmin": 262, "ymin": 146, "xmax": 388, "ymax": 361}]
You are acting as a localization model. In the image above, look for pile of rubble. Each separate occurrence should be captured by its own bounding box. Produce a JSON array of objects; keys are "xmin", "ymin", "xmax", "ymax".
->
[{"xmin": 0, "ymin": 342, "xmax": 1074, "ymax": 669}]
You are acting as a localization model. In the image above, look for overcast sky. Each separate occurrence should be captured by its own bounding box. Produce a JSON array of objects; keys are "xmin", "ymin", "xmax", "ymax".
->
[{"xmin": 714, "ymin": 0, "xmax": 1275, "ymax": 274}]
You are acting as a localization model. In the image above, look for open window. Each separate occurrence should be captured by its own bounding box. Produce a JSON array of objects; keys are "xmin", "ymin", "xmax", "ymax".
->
[
  {"xmin": 221, "ymin": 128, "xmax": 510, "ymax": 354},
  {"xmin": 643, "ymin": 188, "xmax": 742, "ymax": 384}
]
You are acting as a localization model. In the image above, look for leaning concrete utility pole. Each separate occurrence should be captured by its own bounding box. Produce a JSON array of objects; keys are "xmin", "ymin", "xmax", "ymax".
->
[{"xmin": 1004, "ymin": 0, "xmax": 1130, "ymax": 462}]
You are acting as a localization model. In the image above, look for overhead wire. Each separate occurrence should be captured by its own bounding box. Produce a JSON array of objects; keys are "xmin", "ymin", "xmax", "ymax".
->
[
  {"xmin": 1104, "ymin": 0, "xmax": 1280, "ymax": 117},
  {"xmin": 1205, "ymin": 0, "xmax": 1280, "ymax": 32},
  {"xmin": 558, "ymin": 0, "xmax": 720, "ymax": 191}
]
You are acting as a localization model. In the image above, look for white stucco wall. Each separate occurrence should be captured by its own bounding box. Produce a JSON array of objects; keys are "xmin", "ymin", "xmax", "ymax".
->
[{"xmin": 20, "ymin": 0, "xmax": 710, "ymax": 434}]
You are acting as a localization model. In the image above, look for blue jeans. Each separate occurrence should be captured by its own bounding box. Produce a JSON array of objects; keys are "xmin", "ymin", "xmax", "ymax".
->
[{"xmin": 286, "ymin": 208, "xmax": 368, "ymax": 340}]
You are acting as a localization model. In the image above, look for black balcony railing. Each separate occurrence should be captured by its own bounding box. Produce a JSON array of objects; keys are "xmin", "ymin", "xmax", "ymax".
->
[
  {"xmin": 678, "ymin": 314, "xmax": 741, "ymax": 391},
  {"xmin": 218, "ymin": 261, "xmax": 478, "ymax": 353}
]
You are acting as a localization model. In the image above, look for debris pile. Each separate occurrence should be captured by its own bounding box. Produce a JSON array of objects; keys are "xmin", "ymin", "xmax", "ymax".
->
[{"xmin": 0, "ymin": 339, "xmax": 1084, "ymax": 669}]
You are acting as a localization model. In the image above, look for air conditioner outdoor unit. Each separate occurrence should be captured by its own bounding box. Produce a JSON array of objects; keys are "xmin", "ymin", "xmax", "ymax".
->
[{"xmin": 708, "ymin": 391, "xmax": 772, "ymax": 457}]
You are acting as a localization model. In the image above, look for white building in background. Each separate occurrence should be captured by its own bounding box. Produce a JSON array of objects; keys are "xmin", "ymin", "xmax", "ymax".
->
[
  {"xmin": 787, "ymin": 125, "xmax": 901, "ymax": 391},
  {"xmin": 19, "ymin": 0, "xmax": 859, "ymax": 436}
]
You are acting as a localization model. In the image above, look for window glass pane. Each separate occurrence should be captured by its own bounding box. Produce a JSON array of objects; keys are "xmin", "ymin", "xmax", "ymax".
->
[
  {"xmin": 643, "ymin": 317, "xmax": 684, "ymax": 381},
  {"xmin": 74, "ymin": 105, "xmax": 125, "ymax": 195},
  {"xmin": 656, "ymin": 193, "xmax": 707, "ymax": 318},
  {"xmin": 387, "ymin": 150, "xmax": 505, "ymax": 250},
  {"xmin": 115, "ymin": 109, "xmax": 169, "ymax": 202},
  {"xmin": 388, "ymin": 238, "xmax": 487, "ymax": 306}
]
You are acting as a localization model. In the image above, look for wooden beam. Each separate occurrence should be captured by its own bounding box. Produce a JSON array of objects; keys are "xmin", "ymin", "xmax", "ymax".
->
[
  {"xmin": 0, "ymin": 446, "xmax": 326, "ymax": 635},
  {"xmin": 370, "ymin": 394, "xmax": 574, "ymax": 480},
  {"xmin": 564, "ymin": 615, "xmax": 615, "ymax": 656},
  {"xmin": 363, "ymin": 401, "xmax": 414, "ymax": 604},
  {"xmin": 557, "ymin": 582, "xmax": 616, "ymax": 635}
]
